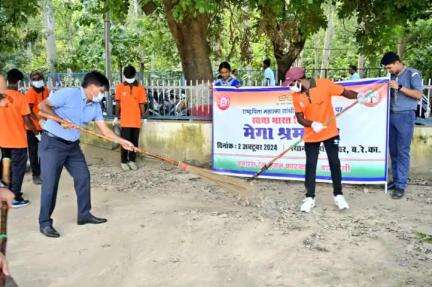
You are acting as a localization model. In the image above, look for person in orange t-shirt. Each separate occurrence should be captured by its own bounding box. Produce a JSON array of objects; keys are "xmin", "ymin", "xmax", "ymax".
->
[
  {"xmin": 0, "ymin": 74, "xmax": 8, "ymax": 186},
  {"xmin": 25, "ymin": 71, "xmax": 50, "ymax": 185},
  {"xmin": 114, "ymin": 65, "xmax": 147, "ymax": 171},
  {"xmin": 284, "ymin": 67, "xmax": 362, "ymax": 213},
  {"xmin": 0, "ymin": 69, "xmax": 36, "ymax": 208}
]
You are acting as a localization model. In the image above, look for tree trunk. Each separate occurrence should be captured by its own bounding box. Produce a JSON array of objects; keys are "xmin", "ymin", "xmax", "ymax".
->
[
  {"xmin": 119, "ymin": 63, "xmax": 123, "ymax": 83},
  {"xmin": 397, "ymin": 37, "xmax": 407, "ymax": 59},
  {"xmin": 162, "ymin": 1, "xmax": 213, "ymax": 82},
  {"xmin": 130, "ymin": 0, "xmax": 141, "ymax": 16},
  {"xmin": 313, "ymin": 33, "xmax": 321, "ymax": 78},
  {"xmin": 239, "ymin": 6, "xmax": 253, "ymax": 65},
  {"xmin": 259, "ymin": 6, "xmax": 307, "ymax": 83},
  {"xmin": 42, "ymin": 0, "xmax": 57, "ymax": 80},
  {"xmin": 274, "ymin": 40, "xmax": 305, "ymax": 83},
  {"xmin": 320, "ymin": 8, "xmax": 334, "ymax": 78},
  {"xmin": 103, "ymin": 0, "xmax": 113, "ymax": 116},
  {"xmin": 358, "ymin": 54, "xmax": 366, "ymax": 78},
  {"xmin": 140, "ymin": 61, "xmax": 145, "ymax": 83}
]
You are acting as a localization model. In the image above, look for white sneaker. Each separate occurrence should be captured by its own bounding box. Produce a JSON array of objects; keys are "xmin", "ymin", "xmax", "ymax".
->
[
  {"xmin": 334, "ymin": 195, "xmax": 349, "ymax": 210},
  {"xmin": 128, "ymin": 161, "xmax": 138, "ymax": 170},
  {"xmin": 121, "ymin": 163, "xmax": 130, "ymax": 171},
  {"xmin": 300, "ymin": 197, "xmax": 315, "ymax": 213}
]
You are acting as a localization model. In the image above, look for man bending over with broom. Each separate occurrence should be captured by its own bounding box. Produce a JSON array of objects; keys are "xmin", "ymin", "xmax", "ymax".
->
[
  {"xmin": 38, "ymin": 71, "xmax": 136, "ymax": 238},
  {"xmin": 283, "ymin": 67, "xmax": 370, "ymax": 213}
]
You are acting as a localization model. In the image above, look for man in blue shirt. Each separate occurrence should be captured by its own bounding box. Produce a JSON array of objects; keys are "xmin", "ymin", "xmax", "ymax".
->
[
  {"xmin": 263, "ymin": 59, "xmax": 276, "ymax": 86},
  {"xmin": 348, "ymin": 65, "xmax": 361, "ymax": 81},
  {"xmin": 38, "ymin": 71, "xmax": 135, "ymax": 238},
  {"xmin": 380, "ymin": 52, "xmax": 423, "ymax": 199}
]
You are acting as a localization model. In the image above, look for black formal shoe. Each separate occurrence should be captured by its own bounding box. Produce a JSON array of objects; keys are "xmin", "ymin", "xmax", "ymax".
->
[
  {"xmin": 391, "ymin": 188, "xmax": 405, "ymax": 199},
  {"xmin": 77, "ymin": 214, "xmax": 108, "ymax": 225},
  {"xmin": 40, "ymin": 225, "xmax": 60, "ymax": 238}
]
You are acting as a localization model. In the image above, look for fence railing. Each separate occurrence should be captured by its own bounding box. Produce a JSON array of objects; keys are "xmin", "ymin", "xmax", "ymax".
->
[
  {"xmin": 143, "ymin": 80, "xmax": 212, "ymax": 121},
  {"xmin": 18, "ymin": 76, "xmax": 432, "ymax": 121},
  {"xmin": 420, "ymin": 79, "xmax": 431, "ymax": 118}
]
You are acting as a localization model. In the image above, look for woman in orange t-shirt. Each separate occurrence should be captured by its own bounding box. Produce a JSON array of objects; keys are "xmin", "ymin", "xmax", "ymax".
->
[
  {"xmin": 114, "ymin": 65, "xmax": 147, "ymax": 171},
  {"xmin": 284, "ymin": 67, "xmax": 362, "ymax": 213}
]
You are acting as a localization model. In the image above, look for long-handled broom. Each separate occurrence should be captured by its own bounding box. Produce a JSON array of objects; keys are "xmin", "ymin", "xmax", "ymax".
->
[
  {"xmin": 0, "ymin": 201, "xmax": 17, "ymax": 287},
  {"xmin": 39, "ymin": 112, "xmax": 251, "ymax": 203},
  {"xmin": 248, "ymin": 84, "xmax": 386, "ymax": 181}
]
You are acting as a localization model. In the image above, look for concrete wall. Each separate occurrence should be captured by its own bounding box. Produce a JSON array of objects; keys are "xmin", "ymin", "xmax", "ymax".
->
[
  {"xmin": 411, "ymin": 127, "xmax": 432, "ymax": 180},
  {"xmin": 138, "ymin": 120, "xmax": 212, "ymax": 167},
  {"xmin": 81, "ymin": 120, "xmax": 212, "ymax": 167},
  {"xmin": 81, "ymin": 121, "xmax": 432, "ymax": 179}
]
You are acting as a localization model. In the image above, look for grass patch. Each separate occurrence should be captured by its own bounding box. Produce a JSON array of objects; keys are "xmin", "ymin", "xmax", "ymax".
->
[{"xmin": 416, "ymin": 231, "xmax": 432, "ymax": 243}]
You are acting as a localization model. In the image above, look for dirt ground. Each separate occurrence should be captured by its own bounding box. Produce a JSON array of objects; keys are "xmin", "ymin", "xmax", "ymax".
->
[{"xmin": 7, "ymin": 144, "xmax": 432, "ymax": 287}]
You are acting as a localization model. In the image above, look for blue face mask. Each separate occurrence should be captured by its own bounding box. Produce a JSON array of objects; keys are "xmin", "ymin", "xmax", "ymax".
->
[{"xmin": 92, "ymin": 92, "xmax": 105, "ymax": 103}]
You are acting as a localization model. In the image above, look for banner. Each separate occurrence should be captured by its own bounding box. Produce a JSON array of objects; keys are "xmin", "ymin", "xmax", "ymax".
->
[{"xmin": 212, "ymin": 78, "xmax": 390, "ymax": 184}]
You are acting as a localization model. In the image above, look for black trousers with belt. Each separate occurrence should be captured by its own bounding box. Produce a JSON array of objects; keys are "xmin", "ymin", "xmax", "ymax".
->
[
  {"xmin": 120, "ymin": 127, "xmax": 140, "ymax": 163},
  {"xmin": 27, "ymin": 130, "xmax": 41, "ymax": 177},
  {"xmin": 304, "ymin": 135, "xmax": 343, "ymax": 198},
  {"xmin": 39, "ymin": 133, "xmax": 92, "ymax": 228}
]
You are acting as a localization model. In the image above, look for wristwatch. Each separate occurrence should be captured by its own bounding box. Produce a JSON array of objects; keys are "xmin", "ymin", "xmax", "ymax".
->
[{"xmin": 397, "ymin": 84, "xmax": 403, "ymax": 91}]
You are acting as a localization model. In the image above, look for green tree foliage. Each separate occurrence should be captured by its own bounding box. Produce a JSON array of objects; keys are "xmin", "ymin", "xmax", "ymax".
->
[
  {"xmin": 404, "ymin": 19, "xmax": 432, "ymax": 79},
  {"xmin": 249, "ymin": 0, "xmax": 328, "ymax": 81},
  {"xmin": 1, "ymin": 0, "xmax": 432, "ymax": 81},
  {"xmin": 0, "ymin": 0, "xmax": 39, "ymax": 71},
  {"xmin": 338, "ymin": 0, "xmax": 432, "ymax": 54}
]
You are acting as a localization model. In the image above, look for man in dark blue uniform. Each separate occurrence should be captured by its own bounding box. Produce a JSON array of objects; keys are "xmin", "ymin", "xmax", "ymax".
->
[
  {"xmin": 381, "ymin": 52, "xmax": 423, "ymax": 199},
  {"xmin": 38, "ymin": 71, "xmax": 136, "ymax": 238}
]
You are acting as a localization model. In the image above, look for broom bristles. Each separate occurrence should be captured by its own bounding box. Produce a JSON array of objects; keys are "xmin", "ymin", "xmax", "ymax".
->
[
  {"xmin": 187, "ymin": 165, "xmax": 250, "ymax": 200},
  {"xmin": 38, "ymin": 111, "xmax": 252, "ymax": 202}
]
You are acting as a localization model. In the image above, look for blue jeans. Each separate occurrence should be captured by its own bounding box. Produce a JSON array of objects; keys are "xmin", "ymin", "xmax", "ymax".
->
[{"xmin": 389, "ymin": 110, "xmax": 415, "ymax": 190}]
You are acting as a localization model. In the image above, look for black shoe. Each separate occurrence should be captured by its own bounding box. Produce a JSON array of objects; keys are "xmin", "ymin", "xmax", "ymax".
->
[
  {"xmin": 77, "ymin": 214, "xmax": 107, "ymax": 225},
  {"xmin": 387, "ymin": 182, "xmax": 396, "ymax": 190},
  {"xmin": 391, "ymin": 188, "xmax": 405, "ymax": 199},
  {"xmin": 40, "ymin": 225, "xmax": 60, "ymax": 238},
  {"xmin": 32, "ymin": 175, "xmax": 42, "ymax": 185}
]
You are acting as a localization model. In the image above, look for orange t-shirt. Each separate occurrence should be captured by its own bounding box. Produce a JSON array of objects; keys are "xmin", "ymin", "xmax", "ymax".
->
[
  {"xmin": 0, "ymin": 89, "xmax": 31, "ymax": 148},
  {"xmin": 115, "ymin": 83, "xmax": 147, "ymax": 128},
  {"xmin": 292, "ymin": 78, "xmax": 344, "ymax": 143},
  {"xmin": 25, "ymin": 86, "xmax": 49, "ymax": 131}
]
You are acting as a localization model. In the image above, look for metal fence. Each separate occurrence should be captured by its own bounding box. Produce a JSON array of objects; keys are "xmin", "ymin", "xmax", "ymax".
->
[
  {"xmin": 143, "ymin": 80, "xmax": 212, "ymax": 121},
  {"xmin": 18, "ymin": 74, "xmax": 432, "ymax": 121},
  {"xmin": 420, "ymin": 79, "xmax": 431, "ymax": 118}
]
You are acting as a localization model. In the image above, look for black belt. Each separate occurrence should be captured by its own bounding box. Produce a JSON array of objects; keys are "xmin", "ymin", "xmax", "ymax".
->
[{"xmin": 43, "ymin": 131, "xmax": 79, "ymax": 145}]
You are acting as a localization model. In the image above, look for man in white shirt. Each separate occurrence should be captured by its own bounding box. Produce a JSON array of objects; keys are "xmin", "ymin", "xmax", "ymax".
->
[
  {"xmin": 348, "ymin": 65, "xmax": 361, "ymax": 80},
  {"xmin": 263, "ymin": 59, "xmax": 276, "ymax": 86}
]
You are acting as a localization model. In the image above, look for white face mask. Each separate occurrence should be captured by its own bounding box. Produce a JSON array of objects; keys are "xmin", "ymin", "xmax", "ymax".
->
[
  {"xmin": 32, "ymin": 80, "xmax": 44, "ymax": 89},
  {"xmin": 92, "ymin": 92, "xmax": 105, "ymax": 103},
  {"xmin": 290, "ymin": 81, "xmax": 302, "ymax": 92},
  {"xmin": 124, "ymin": 77, "xmax": 135, "ymax": 84}
]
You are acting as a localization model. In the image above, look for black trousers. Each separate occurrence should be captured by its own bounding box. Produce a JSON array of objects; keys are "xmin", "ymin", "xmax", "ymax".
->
[
  {"xmin": 39, "ymin": 134, "xmax": 91, "ymax": 228},
  {"xmin": 1, "ymin": 148, "xmax": 27, "ymax": 201},
  {"xmin": 120, "ymin": 127, "xmax": 140, "ymax": 163},
  {"xmin": 304, "ymin": 135, "xmax": 342, "ymax": 198},
  {"xmin": 27, "ymin": 131, "xmax": 41, "ymax": 177}
]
